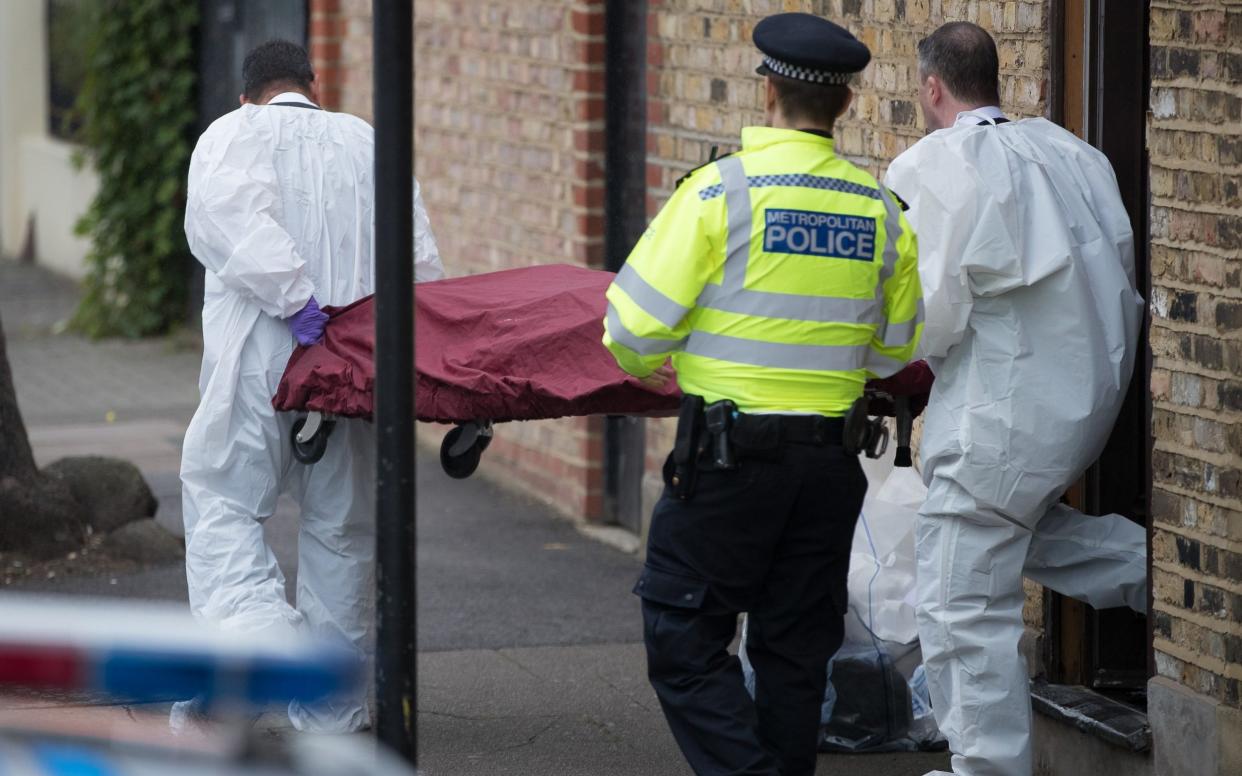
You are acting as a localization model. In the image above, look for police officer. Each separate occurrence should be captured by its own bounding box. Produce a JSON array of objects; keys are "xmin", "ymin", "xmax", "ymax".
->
[{"xmin": 602, "ymin": 14, "xmax": 922, "ymax": 776}]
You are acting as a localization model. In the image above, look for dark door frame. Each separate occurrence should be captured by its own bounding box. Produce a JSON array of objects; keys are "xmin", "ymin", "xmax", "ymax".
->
[{"xmin": 1047, "ymin": 0, "xmax": 1153, "ymax": 693}]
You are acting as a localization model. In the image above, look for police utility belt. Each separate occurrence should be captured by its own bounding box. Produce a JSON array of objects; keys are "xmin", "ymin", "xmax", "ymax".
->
[{"xmin": 666, "ymin": 394, "xmax": 888, "ymax": 500}]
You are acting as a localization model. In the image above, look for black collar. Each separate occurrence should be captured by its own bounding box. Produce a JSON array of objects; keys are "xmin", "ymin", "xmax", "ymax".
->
[
  {"xmin": 270, "ymin": 101, "xmax": 322, "ymax": 110},
  {"xmin": 796, "ymin": 128, "xmax": 834, "ymax": 139},
  {"xmin": 976, "ymin": 117, "xmax": 1010, "ymax": 125}
]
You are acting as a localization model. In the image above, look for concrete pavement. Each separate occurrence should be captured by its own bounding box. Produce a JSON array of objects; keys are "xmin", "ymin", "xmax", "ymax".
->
[{"xmin": 1, "ymin": 259, "xmax": 951, "ymax": 774}]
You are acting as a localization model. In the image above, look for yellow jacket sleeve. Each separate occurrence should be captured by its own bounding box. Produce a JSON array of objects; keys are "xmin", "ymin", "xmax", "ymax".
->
[
  {"xmin": 603, "ymin": 175, "xmax": 722, "ymax": 377},
  {"xmin": 866, "ymin": 191, "xmax": 923, "ymax": 378}
]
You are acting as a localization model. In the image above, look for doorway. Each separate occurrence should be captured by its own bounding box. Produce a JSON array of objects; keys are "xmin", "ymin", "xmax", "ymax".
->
[
  {"xmin": 189, "ymin": 0, "xmax": 309, "ymax": 324},
  {"xmin": 1047, "ymin": 0, "xmax": 1152, "ymax": 701}
]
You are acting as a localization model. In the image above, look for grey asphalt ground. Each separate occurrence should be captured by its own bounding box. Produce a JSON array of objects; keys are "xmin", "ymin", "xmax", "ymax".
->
[{"xmin": 1, "ymin": 259, "xmax": 951, "ymax": 775}]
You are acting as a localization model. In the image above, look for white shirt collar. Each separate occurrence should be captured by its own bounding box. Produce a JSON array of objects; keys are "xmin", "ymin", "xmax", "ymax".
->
[
  {"xmin": 266, "ymin": 91, "xmax": 319, "ymax": 108},
  {"xmin": 953, "ymin": 105, "xmax": 1007, "ymax": 127}
]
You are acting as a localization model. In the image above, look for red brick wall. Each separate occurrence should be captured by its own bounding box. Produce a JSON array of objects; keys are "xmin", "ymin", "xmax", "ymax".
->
[
  {"xmin": 412, "ymin": 0, "xmax": 609, "ymax": 520},
  {"xmin": 1147, "ymin": 0, "xmax": 1242, "ymax": 710}
]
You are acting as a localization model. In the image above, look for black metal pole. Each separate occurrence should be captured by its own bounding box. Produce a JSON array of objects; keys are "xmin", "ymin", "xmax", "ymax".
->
[
  {"xmin": 373, "ymin": 0, "xmax": 416, "ymax": 764},
  {"xmin": 602, "ymin": 0, "xmax": 649, "ymax": 530}
]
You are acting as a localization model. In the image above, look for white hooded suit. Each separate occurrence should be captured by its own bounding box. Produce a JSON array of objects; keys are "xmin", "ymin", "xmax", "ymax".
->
[
  {"xmin": 884, "ymin": 110, "xmax": 1146, "ymax": 776},
  {"xmin": 179, "ymin": 92, "xmax": 442, "ymax": 732}
]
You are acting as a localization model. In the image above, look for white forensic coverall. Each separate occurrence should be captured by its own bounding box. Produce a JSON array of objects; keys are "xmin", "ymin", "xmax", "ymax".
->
[
  {"xmin": 178, "ymin": 91, "xmax": 443, "ymax": 732},
  {"xmin": 883, "ymin": 108, "xmax": 1147, "ymax": 776}
]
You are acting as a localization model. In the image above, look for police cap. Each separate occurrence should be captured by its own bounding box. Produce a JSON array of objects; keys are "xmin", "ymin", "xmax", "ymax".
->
[{"xmin": 753, "ymin": 13, "xmax": 871, "ymax": 86}]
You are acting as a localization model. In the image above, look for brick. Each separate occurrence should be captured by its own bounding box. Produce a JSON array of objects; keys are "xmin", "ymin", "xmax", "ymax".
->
[
  {"xmin": 1194, "ymin": 335, "xmax": 1225, "ymax": 372},
  {"xmin": 1172, "ymin": 372, "xmax": 1203, "ymax": 406},
  {"xmin": 1169, "ymin": 291, "xmax": 1199, "ymax": 323},
  {"xmin": 1219, "ymin": 216, "xmax": 1242, "ymax": 253},
  {"xmin": 1156, "ymin": 610, "xmax": 1174, "ymax": 639},
  {"xmin": 1168, "ymin": 47, "xmax": 1201, "ymax": 78},
  {"xmin": 1221, "ymin": 135, "xmax": 1242, "ymax": 167},
  {"xmin": 311, "ymin": 40, "xmax": 342, "ymax": 61},
  {"xmin": 1218, "ymin": 302, "xmax": 1242, "ymax": 334},
  {"xmin": 1192, "ymin": 8, "xmax": 1228, "ymax": 44},
  {"xmin": 571, "ymin": 9, "xmax": 604, "ymax": 35},
  {"xmin": 1220, "ymin": 381, "xmax": 1242, "ymax": 413},
  {"xmin": 1177, "ymin": 535, "xmax": 1202, "ymax": 571},
  {"xmin": 310, "ymin": 17, "xmax": 341, "ymax": 39}
]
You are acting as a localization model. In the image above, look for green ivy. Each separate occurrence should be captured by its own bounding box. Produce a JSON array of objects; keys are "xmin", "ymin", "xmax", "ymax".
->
[{"xmin": 72, "ymin": 0, "xmax": 199, "ymax": 338}]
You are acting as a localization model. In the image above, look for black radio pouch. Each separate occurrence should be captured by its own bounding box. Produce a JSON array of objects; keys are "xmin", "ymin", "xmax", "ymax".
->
[{"xmin": 665, "ymin": 394, "xmax": 706, "ymax": 500}]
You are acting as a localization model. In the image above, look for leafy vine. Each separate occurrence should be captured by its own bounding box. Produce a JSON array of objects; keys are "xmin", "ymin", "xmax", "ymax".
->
[{"xmin": 72, "ymin": 0, "xmax": 199, "ymax": 337}]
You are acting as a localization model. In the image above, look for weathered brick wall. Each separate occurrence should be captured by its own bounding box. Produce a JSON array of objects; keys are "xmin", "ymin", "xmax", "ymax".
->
[
  {"xmin": 411, "ymin": 0, "xmax": 609, "ymax": 519},
  {"xmin": 640, "ymin": 0, "xmax": 1052, "ymax": 531},
  {"xmin": 1147, "ymin": 0, "xmax": 1242, "ymax": 710}
]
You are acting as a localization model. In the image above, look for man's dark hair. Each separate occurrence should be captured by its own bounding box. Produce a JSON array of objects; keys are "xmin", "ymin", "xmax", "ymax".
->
[
  {"xmin": 916, "ymin": 22, "xmax": 1001, "ymax": 105},
  {"xmin": 242, "ymin": 39, "xmax": 314, "ymax": 102},
  {"xmin": 770, "ymin": 74, "xmax": 851, "ymax": 129}
]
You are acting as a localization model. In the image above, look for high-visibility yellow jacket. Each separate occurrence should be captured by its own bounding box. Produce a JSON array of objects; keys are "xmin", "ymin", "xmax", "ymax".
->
[{"xmin": 603, "ymin": 127, "xmax": 922, "ymax": 417}]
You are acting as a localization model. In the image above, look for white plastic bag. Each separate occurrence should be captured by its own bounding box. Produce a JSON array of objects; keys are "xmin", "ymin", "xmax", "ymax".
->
[{"xmin": 740, "ymin": 451, "xmax": 947, "ymax": 753}]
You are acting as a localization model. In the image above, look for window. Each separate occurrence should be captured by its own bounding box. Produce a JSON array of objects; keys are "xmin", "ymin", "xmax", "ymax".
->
[{"xmin": 47, "ymin": 0, "xmax": 96, "ymax": 141}]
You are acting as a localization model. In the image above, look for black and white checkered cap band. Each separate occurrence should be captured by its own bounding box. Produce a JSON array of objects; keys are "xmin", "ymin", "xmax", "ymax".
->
[{"xmin": 762, "ymin": 56, "xmax": 852, "ymax": 86}]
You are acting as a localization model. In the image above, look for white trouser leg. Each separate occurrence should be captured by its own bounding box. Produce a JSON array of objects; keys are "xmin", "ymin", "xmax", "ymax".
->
[
  {"xmin": 285, "ymin": 418, "xmax": 377, "ymax": 733},
  {"xmin": 176, "ymin": 358, "xmax": 300, "ymax": 731},
  {"xmin": 917, "ymin": 476, "xmax": 1035, "ymax": 776},
  {"xmin": 1024, "ymin": 504, "xmax": 1147, "ymax": 613},
  {"xmin": 180, "ymin": 384, "xmax": 300, "ymax": 634}
]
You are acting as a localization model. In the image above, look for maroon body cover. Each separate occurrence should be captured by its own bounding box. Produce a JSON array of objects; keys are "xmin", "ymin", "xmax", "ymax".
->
[{"xmin": 273, "ymin": 264, "xmax": 681, "ymax": 423}]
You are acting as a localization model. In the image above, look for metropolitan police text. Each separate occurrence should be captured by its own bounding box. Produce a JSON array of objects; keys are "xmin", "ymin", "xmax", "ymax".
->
[{"xmin": 763, "ymin": 209, "xmax": 877, "ymax": 262}]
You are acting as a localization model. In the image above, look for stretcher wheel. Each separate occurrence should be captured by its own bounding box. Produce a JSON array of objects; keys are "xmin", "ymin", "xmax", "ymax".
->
[
  {"xmin": 291, "ymin": 416, "xmax": 334, "ymax": 465},
  {"xmin": 439, "ymin": 425, "xmax": 491, "ymax": 479}
]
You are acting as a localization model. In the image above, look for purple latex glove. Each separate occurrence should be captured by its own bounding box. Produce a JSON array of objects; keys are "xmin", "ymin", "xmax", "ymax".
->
[{"xmin": 288, "ymin": 296, "xmax": 329, "ymax": 347}]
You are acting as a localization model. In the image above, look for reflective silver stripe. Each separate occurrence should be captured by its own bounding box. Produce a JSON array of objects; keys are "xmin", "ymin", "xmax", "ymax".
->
[
  {"xmin": 698, "ymin": 284, "xmax": 879, "ymax": 325},
  {"xmin": 614, "ymin": 264, "xmax": 690, "ymax": 330},
  {"xmin": 606, "ymin": 304, "xmax": 686, "ymax": 356},
  {"xmin": 880, "ymin": 299, "xmax": 925, "ymax": 347},
  {"xmin": 877, "ymin": 188, "xmax": 904, "ymax": 288},
  {"xmin": 863, "ymin": 349, "xmax": 908, "ymax": 378},
  {"xmin": 685, "ymin": 330, "xmax": 869, "ymax": 372},
  {"xmin": 869, "ymin": 188, "xmax": 908, "ymax": 347},
  {"xmin": 717, "ymin": 156, "xmax": 751, "ymax": 291}
]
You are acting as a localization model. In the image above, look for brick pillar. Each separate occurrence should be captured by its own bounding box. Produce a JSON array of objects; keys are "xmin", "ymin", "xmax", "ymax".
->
[
  {"xmin": 572, "ymin": 2, "xmax": 608, "ymax": 520},
  {"xmin": 309, "ymin": 0, "xmax": 345, "ymax": 111},
  {"xmin": 571, "ymin": 2, "xmax": 607, "ymax": 269}
]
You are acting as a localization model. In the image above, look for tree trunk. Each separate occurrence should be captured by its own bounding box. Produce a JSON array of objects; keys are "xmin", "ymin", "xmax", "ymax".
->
[
  {"xmin": 0, "ymin": 311, "xmax": 37, "ymax": 478},
  {"xmin": 0, "ymin": 312, "xmax": 85, "ymax": 556}
]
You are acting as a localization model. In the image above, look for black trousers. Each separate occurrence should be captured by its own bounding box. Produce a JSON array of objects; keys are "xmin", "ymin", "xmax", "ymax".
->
[{"xmin": 636, "ymin": 439, "xmax": 866, "ymax": 776}]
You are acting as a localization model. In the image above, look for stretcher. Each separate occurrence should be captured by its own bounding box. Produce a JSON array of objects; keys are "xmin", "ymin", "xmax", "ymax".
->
[{"xmin": 273, "ymin": 264, "xmax": 681, "ymax": 478}]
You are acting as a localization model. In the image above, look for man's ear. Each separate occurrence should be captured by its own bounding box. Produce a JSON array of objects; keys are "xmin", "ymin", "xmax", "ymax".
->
[
  {"xmin": 239, "ymin": 93, "xmax": 249, "ymax": 106},
  {"xmin": 309, "ymin": 75, "xmax": 322, "ymax": 107},
  {"xmin": 839, "ymin": 87, "xmax": 855, "ymax": 120},
  {"xmin": 765, "ymin": 77, "xmax": 777, "ymax": 114},
  {"xmin": 925, "ymin": 74, "xmax": 942, "ymax": 106}
]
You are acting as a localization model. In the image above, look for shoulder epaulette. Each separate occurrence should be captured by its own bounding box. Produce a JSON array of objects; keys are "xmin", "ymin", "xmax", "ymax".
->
[
  {"xmin": 675, "ymin": 147, "xmax": 736, "ymax": 190},
  {"xmin": 886, "ymin": 187, "xmax": 910, "ymax": 212}
]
